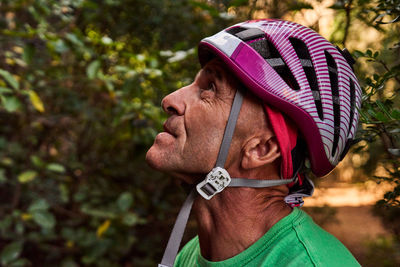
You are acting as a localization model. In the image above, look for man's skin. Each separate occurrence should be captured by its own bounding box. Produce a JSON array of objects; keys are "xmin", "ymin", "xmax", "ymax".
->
[{"xmin": 146, "ymin": 58, "xmax": 292, "ymax": 261}]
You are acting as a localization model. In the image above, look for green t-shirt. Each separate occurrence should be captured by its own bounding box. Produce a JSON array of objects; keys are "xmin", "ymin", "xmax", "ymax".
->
[{"xmin": 175, "ymin": 208, "xmax": 360, "ymax": 267}]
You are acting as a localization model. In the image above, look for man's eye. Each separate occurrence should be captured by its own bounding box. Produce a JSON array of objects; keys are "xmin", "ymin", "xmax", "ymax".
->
[{"xmin": 207, "ymin": 82, "xmax": 216, "ymax": 91}]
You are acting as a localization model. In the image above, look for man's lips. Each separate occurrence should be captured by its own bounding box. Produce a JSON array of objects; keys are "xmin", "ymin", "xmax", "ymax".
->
[{"xmin": 163, "ymin": 122, "xmax": 177, "ymax": 137}]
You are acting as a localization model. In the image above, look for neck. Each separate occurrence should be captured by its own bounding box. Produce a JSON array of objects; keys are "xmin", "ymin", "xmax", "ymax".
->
[{"xmin": 192, "ymin": 185, "xmax": 291, "ymax": 261}]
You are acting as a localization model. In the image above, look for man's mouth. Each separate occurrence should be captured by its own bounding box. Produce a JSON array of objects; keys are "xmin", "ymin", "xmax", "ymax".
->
[{"xmin": 163, "ymin": 122, "xmax": 177, "ymax": 137}]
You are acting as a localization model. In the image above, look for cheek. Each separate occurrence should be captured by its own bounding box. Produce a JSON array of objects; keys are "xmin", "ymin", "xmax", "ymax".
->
[{"xmin": 183, "ymin": 110, "xmax": 227, "ymax": 167}]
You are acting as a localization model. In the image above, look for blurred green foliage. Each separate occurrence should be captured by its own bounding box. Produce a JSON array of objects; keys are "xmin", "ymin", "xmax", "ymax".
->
[
  {"xmin": 0, "ymin": 0, "xmax": 239, "ymax": 265},
  {"xmin": 364, "ymin": 236, "xmax": 400, "ymax": 267},
  {"xmin": 338, "ymin": 0, "xmax": 400, "ymax": 239},
  {"xmin": 0, "ymin": 0, "xmax": 399, "ymax": 266},
  {"xmin": 327, "ymin": 1, "xmax": 400, "ymax": 251}
]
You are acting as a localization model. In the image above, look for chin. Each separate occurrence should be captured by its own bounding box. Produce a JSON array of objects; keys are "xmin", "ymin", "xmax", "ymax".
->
[
  {"xmin": 145, "ymin": 144, "xmax": 178, "ymax": 172},
  {"xmin": 145, "ymin": 146, "xmax": 163, "ymax": 170},
  {"xmin": 146, "ymin": 146, "xmax": 195, "ymax": 184}
]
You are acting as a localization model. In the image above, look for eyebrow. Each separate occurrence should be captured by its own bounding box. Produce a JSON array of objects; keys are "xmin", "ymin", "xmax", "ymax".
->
[{"xmin": 203, "ymin": 65, "xmax": 223, "ymax": 80}]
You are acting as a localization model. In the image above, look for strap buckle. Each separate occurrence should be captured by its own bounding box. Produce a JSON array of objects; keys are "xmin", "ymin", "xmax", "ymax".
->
[{"xmin": 196, "ymin": 167, "xmax": 231, "ymax": 200}]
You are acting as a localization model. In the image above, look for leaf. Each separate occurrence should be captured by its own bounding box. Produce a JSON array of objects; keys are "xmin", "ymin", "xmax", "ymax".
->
[
  {"xmin": 122, "ymin": 213, "xmax": 139, "ymax": 226},
  {"xmin": 0, "ymin": 87, "xmax": 13, "ymax": 94},
  {"xmin": 21, "ymin": 213, "xmax": 32, "ymax": 221},
  {"xmin": 375, "ymin": 100, "xmax": 392, "ymax": 118},
  {"xmin": 46, "ymin": 163, "xmax": 66, "ymax": 173},
  {"xmin": 353, "ymin": 50, "xmax": 364, "ymax": 58},
  {"xmin": 65, "ymin": 33, "xmax": 84, "ymax": 47},
  {"xmin": 15, "ymin": 222, "xmax": 24, "ymax": 235},
  {"xmin": 28, "ymin": 199, "xmax": 50, "ymax": 212},
  {"xmin": 0, "ymin": 241, "xmax": 23, "ymax": 265},
  {"xmin": 391, "ymin": 109, "xmax": 400, "ymax": 120},
  {"xmin": 30, "ymin": 155, "xmax": 44, "ymax": 168},
  {"xmin": 61, "ymin": 258, "xmax": 79, "ymax": 267},
  {"xmin": 53, "ymin": 39, "xmax": 69, "ymax": 53},
  {"xmin": 104, "ymin": 79, "xmax": 114, "ymax": 91},
  {"xmin": 101, "ymin": 36, "xmax": 113, "ymax": 45},
  {"xmin": 80, "ymin": 205, "xmax": 117, "ymax": 218},
  {"xmin": 96, "ymin": 220, "xmax": 110, "ymax": 238},
  {"xmin": 2, "ymin": 96, "xmax": 21, "ymax": 112},
  {"xmin": 1, "ymin": 157, "xmax": 13, "ymax": 166},
  {"xmin": 189, "ymin": 1, "xmax": 219, "ymax": 16},
  {"xmin": 87, "ymin": 60, "xmax": 101, "ymax": 79},
  {"xmin": 288, "ymin": 2, "xmax": 313, "ymax": 11},
  {"xmin": 0, "ymin": 69, "xmax": 19, "ymax": 90},
  {"xmin": 0, "ymin": 169, "xmax": 6, "ymax": 184},
  {"xmin": 23, "ymin": 43, "xmax": 35, "ymax": 65},
  {"xmin": 28, "ymin": 90, "xmax": 45, "ymax": 113},
  {"xmin": 375, "ymin": 111, "xmax": 388, "ymax": 122},
  {"xmin": 17, "ymin": 170, "xmax": 37, "ymax": 183},
  {"xmin": 9, "ymin": 258, "xmax": 30, "ymax": 267},
  {"xmin": 357, "ymin": 108, "xmax": 371, "ymax": 123},
  {"xmin": 59, "ymin": 184, "xmax": 69, "ymax": 203},
  {"xmin": 229, "ymin": 0, "xmax": 248, "ymax": 7},
  {"xmin": 32, "ymin": 210, "xmax": 56, "ymax": 229},
  {"xmin": 376, "ymin": 14, "xmax": 400, "ymax": 24},
  {"xmin": 117, "ymin": 192, "xmax": 133, "ymax": 212}
]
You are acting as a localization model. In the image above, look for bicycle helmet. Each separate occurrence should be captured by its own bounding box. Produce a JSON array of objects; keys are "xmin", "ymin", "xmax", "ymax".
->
[{"xmin": 199, "ymin": 19, "xmax": 361, "ymax": 177}]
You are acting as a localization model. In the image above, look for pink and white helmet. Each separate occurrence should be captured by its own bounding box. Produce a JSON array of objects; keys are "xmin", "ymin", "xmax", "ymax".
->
[{"xmin": 198, "ymin": 19, "xmax": 362, "ymax": 177}]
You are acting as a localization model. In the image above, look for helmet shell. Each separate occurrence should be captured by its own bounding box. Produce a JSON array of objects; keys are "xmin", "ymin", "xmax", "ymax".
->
[{"xmin": 198, "ymin": 19, "xmax": 362, "ymax": 177}]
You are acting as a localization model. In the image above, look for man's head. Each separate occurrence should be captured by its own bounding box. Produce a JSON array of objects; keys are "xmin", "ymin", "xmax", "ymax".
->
[
  {"xmin": 147, "ymin": 19, "xmax": 362, "ymax": 191},
  {"xmin": 146, "ymin": 58, "xmax": 281, "ymax": 184}
]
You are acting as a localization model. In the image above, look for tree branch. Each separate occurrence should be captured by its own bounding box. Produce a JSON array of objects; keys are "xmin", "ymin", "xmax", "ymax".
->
[
  {"xmin": 378, "ymin": 60, "xmax": 400, "ymax": 85},
  {"xmin": 342, "ymin": 0, "xmax": 353, "ymax": 46}
]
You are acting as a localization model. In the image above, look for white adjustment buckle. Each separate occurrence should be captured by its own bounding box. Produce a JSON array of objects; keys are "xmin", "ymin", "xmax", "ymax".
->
[{"xmin": 196, "ymin": 167, "xmax": 231, "ymax": 200}]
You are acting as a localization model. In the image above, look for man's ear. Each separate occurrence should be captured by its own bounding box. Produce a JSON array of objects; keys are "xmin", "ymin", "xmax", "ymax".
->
[{"xmin": 241, "ymin": 134, "xmax": 281, "ymax": 170}]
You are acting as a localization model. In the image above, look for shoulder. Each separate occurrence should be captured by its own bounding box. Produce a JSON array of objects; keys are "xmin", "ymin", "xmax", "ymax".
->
[
  {"xmin": 174, "ymin": 236, "xmax": 200, "ymax": 267},
  {"xmin": 252, "ymin": 208, "xmax": 360, "ymax": 267},
  {"xmin": 174, "ymin": 209, "xmax": 361, "ymax": 267},
  {"xmin": 290, "ymin": 208, "xmax": 361, "ymax": 267}
]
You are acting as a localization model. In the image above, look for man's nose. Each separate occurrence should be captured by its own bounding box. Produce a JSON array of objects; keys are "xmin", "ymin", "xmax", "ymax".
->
[{"xmin": 161, "ymin": 86, "xmax": 190, "ymax": 116}]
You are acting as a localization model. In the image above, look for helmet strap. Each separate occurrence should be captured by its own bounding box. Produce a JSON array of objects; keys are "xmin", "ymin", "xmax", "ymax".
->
[{"xmin": 158, "ymin": 87, "xmax": 245, "ymax": 267}]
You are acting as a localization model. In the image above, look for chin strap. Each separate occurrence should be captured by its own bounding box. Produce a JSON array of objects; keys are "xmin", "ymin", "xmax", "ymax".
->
[{"xmin": 158, "ymin": 89, "xmax": 310, "ymax": 267}]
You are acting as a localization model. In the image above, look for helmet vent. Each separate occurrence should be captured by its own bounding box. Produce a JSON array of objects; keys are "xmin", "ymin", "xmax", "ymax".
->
[
  {"xmin": 248, "ymin": 38, "xmax": 271, "ymax": 59},
  {"xmin": 234, "ymin": 28, "xmax": 265, "ymax": 41},
  {"xmin": 228, "ymin": 27, "xmax": 302, "ymax": 92},
  {"xmin": 347, "ymin": 79, "xmax": 356, "ymax": 136},
  {"xmin": 226, "ymin": 26, "xmax": 247, "ymax": 36},
  {"xmin": 289, "ymin": 37, "xmax": 323, "ymax": 120},
  {"xmin": 247, "ymin": 38, "xmax": 301, "ymax": 91},
  {"xmin": 324, "ymin": 50, "xmax": 340, "ymax": 157}
]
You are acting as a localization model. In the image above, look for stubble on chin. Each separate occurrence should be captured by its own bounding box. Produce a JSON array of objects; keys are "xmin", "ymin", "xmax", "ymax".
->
[
  {"xmin": 146, "ymin": 143, "xmax": 202, "ymax": 184},
  {"xmin": 145, "ymin": 144, "xmax": 169, "ymax": 171}
]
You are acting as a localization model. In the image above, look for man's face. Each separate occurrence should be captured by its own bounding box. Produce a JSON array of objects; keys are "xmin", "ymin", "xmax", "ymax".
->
[{"xmin": 146, "ymin": 59, "xmax": 239, "ymax": 183}]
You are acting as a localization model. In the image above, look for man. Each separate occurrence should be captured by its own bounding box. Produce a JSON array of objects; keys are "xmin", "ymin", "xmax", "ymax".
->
[{"xmin": 146, "ymin": 19, "xmax": 361, "ymax": 266}]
